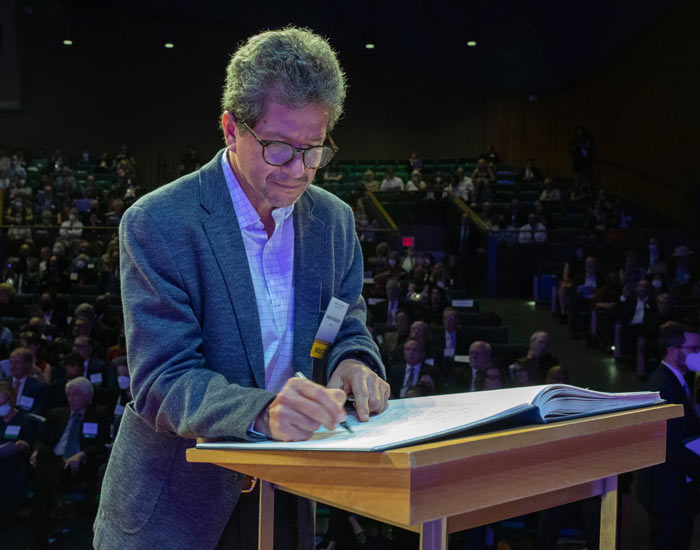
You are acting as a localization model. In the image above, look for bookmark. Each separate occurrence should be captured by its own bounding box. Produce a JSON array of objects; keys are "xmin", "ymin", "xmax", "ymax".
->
[{"xmin": 310, "ymin": 297, "xmax": 350, "ymax": 359}]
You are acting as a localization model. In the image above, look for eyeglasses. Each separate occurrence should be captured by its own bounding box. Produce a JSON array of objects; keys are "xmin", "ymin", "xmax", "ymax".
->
[{"xmin": 240, "ymin": 120, "xmax": 338, "ymax": 170}]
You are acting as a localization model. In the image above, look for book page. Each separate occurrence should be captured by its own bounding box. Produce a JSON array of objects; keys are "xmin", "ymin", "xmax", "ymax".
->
[{"xmin": 198, "ymin": 386, "xmax": 546, "ymax": 452}]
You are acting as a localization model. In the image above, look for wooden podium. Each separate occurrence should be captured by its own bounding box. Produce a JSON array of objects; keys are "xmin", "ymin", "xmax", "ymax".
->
[{"xmin": 187, "ymin": 404, "xmax": 681, "ymax": 550}]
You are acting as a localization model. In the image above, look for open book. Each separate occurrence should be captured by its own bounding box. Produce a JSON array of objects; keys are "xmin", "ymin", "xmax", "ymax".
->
[{"xmin": 197, "ymin": 384, "xmax": 663, "ymax": 453}]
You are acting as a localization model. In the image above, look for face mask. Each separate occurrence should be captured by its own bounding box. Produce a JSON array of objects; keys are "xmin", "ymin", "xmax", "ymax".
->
[
  {"xmin": 69, "ymin": 214, "xmax": 76, "ymax": 222},
  {"xmin": 686, "ymin": 352, "xmax": 700, "ymax": 372},
  {"xmin": 52, "ymin": 248, "xmax": 61, "ymax": 256},
  {"xmin": 0, "ymin": 403, "xmax": 10, "ymax": 416},
  {"xmin": 117, "ymin": 376, "xmax": 130, "ymax": 390},
  {"xmin": 13, "ymin": 200, "xmax": 22, "ymax": 209},
  {"xmin": 388, "ymin": 259, "xmax": 397, "ymax": 267},
  {"xmin": 435, "ymin": 177, "xmax": 442, "ymax": 183},
  {"xmin": 76, "ymin": 260, "xmax": 86, "ymax": 270},
  {"xmin": 652, "ymin": 279, "xmax": 663, "ymax": 289}
]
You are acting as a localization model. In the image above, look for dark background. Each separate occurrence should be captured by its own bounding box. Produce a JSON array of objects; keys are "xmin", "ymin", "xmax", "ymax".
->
[{"xmin": 0, "ymin": 0, "xmax": 697, "ymax": 224}]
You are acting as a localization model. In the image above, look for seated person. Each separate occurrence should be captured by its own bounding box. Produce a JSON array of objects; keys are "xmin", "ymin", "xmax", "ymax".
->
[
  {"xmin": 3, "ymin": 348, "xmax": 47, "ymax": 416},
  {"xmin": 432, "ymin": 307, "xmax": 468, "ymax": 369},
  {"xmin": 518, "ymin": 213, "xmax": 547, "ymax": 244},
  {"xmin": 516, "ymin": 331, "xmax": 559, "ymax": 381},
  {"xmin": 445, "ymin": 340, "xmax": 492, "ymax": 393},
  {"xmin": 405, "ymin": 170, "xmax": 426, "ymax": 192},
  {"xmin": 20, "ymin": 331, "xmax": 53, "ymax": 385},
  {"xmin": 617, "ymin": 279, "xmax": 655, "ymax": 356},
  {"xmin": 509, "ymin": 357, "xmax": 540, "ymax": 387},
  {"xmin": 0, "ymin": 381, "xmax": 42, "ymax": 518},
  {"xmin": 45, "ymin": 352, "xmax": 84, "ymax": 412},
  {"xmin": 668, "ymin": 245, "xmax": 697, "ymax": 298},
  {"xmin": 379, "ymin": 167, "xmax": 404, "ymax": 192},
  {"xmin": 474, "ymin": 364, "xmax": 506, "ymax": 392},
  {"xmin": 29, "ymin": 377, "xmax": 110, "ymax": 548},
  {"xmin": 538, "ymin": 178, "xmax": 561, "ymax": 202},
  {"xmin": 568, "ymin": 256, "xmax": 604, "ymax": 338},
  {"xmin": 361, "ymin": 169, "xmax": 379, "ymax": 192},
  {"xmin": 369, "ymin": 279, "xmax": 408, "ymax": 328},
  {"xmin": 389, "ymin": 338, "xmax": 433, "ymax": 398},
  {"xmin": 545, "ymin": 365, "xmax": 570, "ymax": 385}
]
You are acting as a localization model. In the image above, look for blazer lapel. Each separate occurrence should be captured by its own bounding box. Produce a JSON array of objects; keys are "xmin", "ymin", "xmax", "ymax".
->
[
  {"xmin": 292, "ymin": 192, "xmax": 325, "ymax": 377},
  {"xmin": 199, "ymin": 151, "xmax": 265, "ymax": 389}
]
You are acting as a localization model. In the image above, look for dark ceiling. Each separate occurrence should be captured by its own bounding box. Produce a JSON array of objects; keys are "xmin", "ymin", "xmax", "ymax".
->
[{"xmin": 23, "ymin": 0, "xmax": 678, "ymax": 92}]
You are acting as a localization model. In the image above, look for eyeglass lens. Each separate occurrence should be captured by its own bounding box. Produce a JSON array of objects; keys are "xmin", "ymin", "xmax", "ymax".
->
[{"xmin": 263, "ymin": 142, "xmax": 333, "ymax": 169}]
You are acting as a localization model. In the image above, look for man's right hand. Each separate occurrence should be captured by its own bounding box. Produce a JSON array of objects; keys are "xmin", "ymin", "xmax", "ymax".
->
[{"xmin": 253, "ymin": 377, "xmax": 348, "ymax": 441}]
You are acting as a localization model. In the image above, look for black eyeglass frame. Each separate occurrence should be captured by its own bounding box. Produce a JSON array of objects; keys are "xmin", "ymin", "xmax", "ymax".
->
[{"xmin": 239, "ymin": 120, "xmax": 339, "ymax": 170}]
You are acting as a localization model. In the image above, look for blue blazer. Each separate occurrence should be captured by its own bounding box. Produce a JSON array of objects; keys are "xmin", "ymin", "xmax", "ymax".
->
[{"xmin": 94, "ymin": 151, "xmax": 383, "ymax": 549}]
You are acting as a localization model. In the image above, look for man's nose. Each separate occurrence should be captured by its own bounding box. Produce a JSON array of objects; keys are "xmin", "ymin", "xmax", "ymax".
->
[{"xmin": 282, "ymin": 153, "xmax": 306, "ymax": 180}]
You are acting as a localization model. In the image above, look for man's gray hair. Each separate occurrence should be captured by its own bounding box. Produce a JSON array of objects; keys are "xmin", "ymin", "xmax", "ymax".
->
[
  {"xmin": 66, "ymin": 376, "xmax": 94, "ymax": 400},
  {"xmin": 221, "ymin": 26, "xmax": 347, "ymax": 131}
]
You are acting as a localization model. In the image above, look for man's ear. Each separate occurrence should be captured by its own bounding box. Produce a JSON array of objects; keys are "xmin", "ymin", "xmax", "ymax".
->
[{"xmin": 222, "ymin": 111, "xmax": 238, "ymax": 152}]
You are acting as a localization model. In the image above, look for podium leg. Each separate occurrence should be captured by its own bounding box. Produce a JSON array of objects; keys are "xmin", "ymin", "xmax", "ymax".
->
[
  {"xmin": 259, "ymin": 480, "xmax": 275, "ymax": 550},
  {"xmin": 599, "ymin": 475, "xmax": 618, "ymax": 550},
  {"xmin": 420, "ymin": 517, "xmax": 447, "ymax": 550}
]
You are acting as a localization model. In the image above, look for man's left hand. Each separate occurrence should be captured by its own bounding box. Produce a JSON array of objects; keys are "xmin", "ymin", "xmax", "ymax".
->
[{"xmin": 327, "ymin": 360, "xmax": 390, "ymax": 422}]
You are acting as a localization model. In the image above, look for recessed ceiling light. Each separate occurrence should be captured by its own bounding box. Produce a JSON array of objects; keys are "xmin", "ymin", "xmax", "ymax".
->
[
  {"xmin": 467, "ymin": 40, "xmax": 477, "ymax": 47},
  {"xmin": 63, "ymin": 39, "xmax": 73, "ymax": 46},
  {"xmin": 164, "ymin": 42, "xmax": 175, "ymax": 49},
  {"xmin": 365, "ymin": 43, "xmax": 375, "ymax": 49}
]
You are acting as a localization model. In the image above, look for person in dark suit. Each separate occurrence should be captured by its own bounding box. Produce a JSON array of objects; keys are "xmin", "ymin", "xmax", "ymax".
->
[
  {"xmin": 432, "ymin": 307, "xmax": 469, "ymax": 374},
  {"xmin": 0, "ymin": 381, "xmax": 42, "ymax": 518},
  {"xmin": 389, "ymin": 338, "xmax": 435, "ymax": 398},
  {"xmin": 94, "ymin": 27, "xmax": 389, "ymax": 550},
  {"xmin": 29, "ymin": 376, "xmax": 110, "ymax": 548},
  {"xmin": 4, "ymin": 347, "xmax": 47, "ymax": 415},
  {"xmin": 44, "ymin": 352, "xmax": 84, "ymax": 412},
  {"xmin": 636, "ymin": 322, "xmax": 700, "ymax": 550},
  {"xmin": 444, "ymin": 340, "xmax": 492, "ymax": 393},
  {"xmin": 369, "ymin": 279, "xmax": 409, "ymax": 328},
  {"xmin": 72, "ymin": 335, "xmax": 113, "ymax": 406},
  {"xmin": 617, "ymin": 278, "xmax": 656, "ymax": 356}
]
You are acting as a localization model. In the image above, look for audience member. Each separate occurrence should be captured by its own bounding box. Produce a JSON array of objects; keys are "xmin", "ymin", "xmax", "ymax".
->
[
  {"xmin": 4, "ymin": 348, "xmax": 47, "ymax": 415},
  {"xmin": 389, "ymin": 338, "xmax": 432, "ymax": 398},
  {"xmin": 518, "ymin": 213, "xmax": 547, "ymax": 244},
  {"xmin": 29, "ymin": 377, "xmax": 110, "ymax": 549},
  {"xmin": 445, "ymin": 340, "xmax": 492, "ymax": 393},
  {"xmin": 405, "ymin": 170, "xmax": 426, "ymax": 192},
  {"xmin": 379, "ymin": 167, "xmax": 404, "ymax": 192},
  {"xmin": 521, "ymin": 158, "xmax": 542, "ymax": 182}
]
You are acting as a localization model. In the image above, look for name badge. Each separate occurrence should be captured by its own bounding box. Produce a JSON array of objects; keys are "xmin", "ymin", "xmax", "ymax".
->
[
  {"xmin": 4, "ymin": 425, "xmax": 20, "ymax": 439},
  {"xmin": 444, "ymin": 347, "xmax": 455, "ymax": 357},
  {"xmin": 18, "ymin": 395, "xmax": 34, "ymax": 410},
  {"xmin": 89, "ymin": 373, "xmax": 103, "ymax": 385},
  {"xmin": 311, "ymin": 297, "xmax": 350, "ymax": 359},
  {"xmin": 88, "ymin": 263, "xmax": 95, "ymax": 269},
  {"xmin": 452, "ymin": 299, "xmax": 474, "ymax": 308},
  {"xmin": 82, "ymin": 422, "xmax": 98, "ymax": 437},
  {"xmin": 114, "ymin": 403, "xmax": 125, "ymax": 416},
  {"xmin": 70, "ymin": 272, "xmax": 78, "ymax": 281},
  {"xmin": 425, "ymin": 358, "xmax": 435, "ymax": 366},
  {"xmin": 453, "ymin": 355, "xmax": 470, "ymax": 364}
]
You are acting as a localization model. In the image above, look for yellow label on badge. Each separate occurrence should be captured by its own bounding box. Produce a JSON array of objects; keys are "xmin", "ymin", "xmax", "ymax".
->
[{"xmin": 310, "ymin": 339, "xmax": 329, "ymax": 359}]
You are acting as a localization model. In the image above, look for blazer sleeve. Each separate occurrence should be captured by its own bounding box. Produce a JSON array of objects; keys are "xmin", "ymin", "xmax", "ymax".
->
[
  {"xmin": 119, "ymin": 204, "xmax": 276, "ymax": 441},
  {"xmin": 324, "ymin": 205, "xmax": 385, "ymax": 379}
]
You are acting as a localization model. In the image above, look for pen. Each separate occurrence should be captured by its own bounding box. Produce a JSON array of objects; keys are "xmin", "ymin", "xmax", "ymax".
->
[{"xmin": 294, "ymin": 371, "xmax": 353, "ymax": 433}]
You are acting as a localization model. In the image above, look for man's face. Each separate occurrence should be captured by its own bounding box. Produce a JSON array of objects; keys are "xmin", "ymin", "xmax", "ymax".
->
[
  {"xmin": 404, "ymin": 340, "xmax": 424, "ymax": 366},
  {"xmin": 410, "ymin": 321, "xmax": 428, "ymax": 341},
  {"xmin": 66, "ymin": 387, "xmax": 91, "ymax": 412},
  {"xmin": 443, "ymin": 310, "xmax": 459, "ymax": 333},
  {"xmin": 386, "ymin": 283, "xmax": 400, "ymax": 301},
  {"xmin": 9, "ymin": 355, "xmax": 31, "ymax": 378},
  {"xmin": 469, "ymin": 343, "xmax": 491, "ymax": 370},
  {"xmin": 585, "ymin": 257, "xmax": 597, "ymax": 274},
  {"xmin": 224, "ymin": 102, "xmax": 330, "ymax": 216}
]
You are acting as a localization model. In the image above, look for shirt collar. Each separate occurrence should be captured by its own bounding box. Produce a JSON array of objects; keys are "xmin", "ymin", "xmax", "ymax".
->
[
  {"xmin": 662, "ymin": 361, "xmax": 687, "ymax": 388},
  {"xmin": 221, "ymin": 152, "xmax": 294, "ymax": 230}
]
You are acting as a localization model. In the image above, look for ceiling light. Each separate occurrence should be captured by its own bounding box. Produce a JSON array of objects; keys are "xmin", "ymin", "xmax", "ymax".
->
[
  {"xmin": 467, "ymin": 40, "xmax": 477, "ymax": 47},
  {"xmin": 365, "ymin": 43, "xmax": 375, "ymax": 49},
  {"xmin": 63, "ymin": 39, "xmax": 73, "ymax": 46},
  {"xmin": 164, "ymin": 42, "xmax": 175, "ymax": 49}
]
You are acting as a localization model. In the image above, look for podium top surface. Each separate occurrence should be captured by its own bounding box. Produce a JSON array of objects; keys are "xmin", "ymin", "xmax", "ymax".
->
[{"xmin": 187, "ymin": 403, "xmax": 681, "ymax": 470}]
